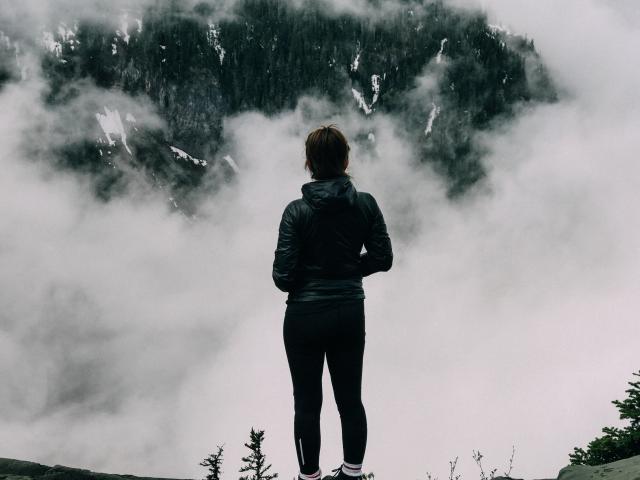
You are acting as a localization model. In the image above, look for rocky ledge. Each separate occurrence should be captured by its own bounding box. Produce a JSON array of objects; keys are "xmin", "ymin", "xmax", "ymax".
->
[
  {"xmin": 1, "ymin": 454, "xmax": 639, "ymax": 480},
  {"xmin": 0, "ymin": 458, "xmax": 192, "ymax": 480}
]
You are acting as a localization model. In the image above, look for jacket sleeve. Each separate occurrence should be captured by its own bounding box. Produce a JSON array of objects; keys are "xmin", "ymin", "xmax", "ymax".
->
[
  {"xmin": 360, "ymin": 194, "xmax": 393, "ymax": 277},
  {"xmin": 272, "ymin": 202, "xmax": 301, "ymax": 292}
]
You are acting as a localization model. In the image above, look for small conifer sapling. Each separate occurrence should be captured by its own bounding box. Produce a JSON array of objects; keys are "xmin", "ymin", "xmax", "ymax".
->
[
  {"xmin": 200, "ymin": 444, "xmax": 225, "ymax": 480},
  {"xmin": 239, "ymin": 427, "xmax": 278, "ymax": 480}
]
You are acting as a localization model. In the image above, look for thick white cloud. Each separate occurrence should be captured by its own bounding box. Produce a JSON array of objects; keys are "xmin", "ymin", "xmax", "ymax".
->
[{"xmin": 1, "ymin": 1, "xmax": 640, "ymax": 480}]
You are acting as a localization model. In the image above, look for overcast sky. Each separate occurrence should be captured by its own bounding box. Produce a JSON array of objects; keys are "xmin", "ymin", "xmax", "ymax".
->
[{"xmin": 1, "ymin": 1, "xmax": 639, "ymax": 479}]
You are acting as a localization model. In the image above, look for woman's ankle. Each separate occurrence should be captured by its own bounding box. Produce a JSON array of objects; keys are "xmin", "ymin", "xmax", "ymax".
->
[
  {"xmin": 341, "ymin": 461, "xmax": 363, "ymax": 477},
  {"xmin": 299, "ymin": 468, "xmax": 322, "ymax": 480}
]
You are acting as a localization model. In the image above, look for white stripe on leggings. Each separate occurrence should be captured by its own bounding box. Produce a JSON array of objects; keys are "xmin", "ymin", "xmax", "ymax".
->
[
  {"xmin": 299, "ymin": 438, "xmax": 305, "ymax": 464},
  {"xmin": 341, "ymin": 461, "xmax": 363, "ymax": 477}
]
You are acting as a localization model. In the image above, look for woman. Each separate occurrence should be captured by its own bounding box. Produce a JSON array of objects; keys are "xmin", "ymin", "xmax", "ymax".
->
[{"xmin": 272, "ymin": 124, "xmax": 393, "ymax": 480}]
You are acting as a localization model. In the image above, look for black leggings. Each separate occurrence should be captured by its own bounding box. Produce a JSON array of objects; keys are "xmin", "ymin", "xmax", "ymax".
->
[{"xmin": 283, "ymin": 298, "xmax": 367, "ymax": 475}]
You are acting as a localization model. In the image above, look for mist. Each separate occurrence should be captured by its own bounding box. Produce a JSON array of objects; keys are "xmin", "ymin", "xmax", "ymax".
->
[{"xmin": 1, "ymin": 1, "xmax": 639, "ymax": 479}]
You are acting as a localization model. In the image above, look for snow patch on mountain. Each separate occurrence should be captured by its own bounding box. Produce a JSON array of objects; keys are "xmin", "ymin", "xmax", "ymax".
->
[
  {"xmin": 42, "ymin": 23, "xmax": 79, "ymax": 58},
  {"xmin": 436, "ymin": 38, "xmax": 447, "ymax": 63},
  {"xmin": 488, "ymin": 23, "xmax": 512, "ymax": 36},
  {"xmin": 351, "ymin": 51, "xmax": 361, "ymax": 72},
  {"xmin": 57, "ymin": 23, "xmax": 76, "ymax": 42},
  {"xmin": 207, "ymin": 22, "xmax": 225, "ymax": 65},
  {"xmin": 95, "ymin": 107, "xmax": 132, "ymax": 155},
  {"xmin": 117, "ymin": 12, "xmax": 130, "ymax": 44},
  {"xmin": 425, "ymin": 102, "xmax": 441, "ymax": 137},
  {"xmin": 223, "ymin": 155, "xmax": 239, "ymax": 173},
  {"xmin": 351, "ymin": 88, "xmax": 372, "ymax": 115},
  {"xmin": 42, "ymin": 32, "xmax": 62, "ymax": 57},
  {"xmin": 170, "ymin": 146, "xmax": 207, "ymax": 166},
  {"xmin": 352, "ymin": 74, "xmax": 382, "ymax": 115},
  {"xmin": 371, "ymin": 74, "xmax": 381, "ymax": 106}
]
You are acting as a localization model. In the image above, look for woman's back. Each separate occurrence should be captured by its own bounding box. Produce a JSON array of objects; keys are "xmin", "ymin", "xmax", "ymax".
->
[{"xmin": 272, "ymin": 173, "xmax": 393, "ymax": 304}]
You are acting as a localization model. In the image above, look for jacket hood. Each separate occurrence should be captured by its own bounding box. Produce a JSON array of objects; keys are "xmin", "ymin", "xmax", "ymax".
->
[{"xmin": 301, "ymin": 175, "xmax": 357, "ymax": 213}]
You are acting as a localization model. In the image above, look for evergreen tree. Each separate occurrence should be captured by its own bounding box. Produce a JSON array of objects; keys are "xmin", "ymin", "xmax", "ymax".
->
[
  {"xmin": 239, "ymin": 428, "xmax": 278, "ymax": 480},
  {"xmin": 570, "ymin": 370, "xmax": 640, "ymax": 465},
  {"xmin": 200, "ymin": 444, "xmax": 225, "ymax": 480}
]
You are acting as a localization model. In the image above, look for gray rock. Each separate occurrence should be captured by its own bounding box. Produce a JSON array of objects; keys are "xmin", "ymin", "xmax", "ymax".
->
[{"xmin": 557, "ymin": 455, "xmax": 640, "ymax": 480}]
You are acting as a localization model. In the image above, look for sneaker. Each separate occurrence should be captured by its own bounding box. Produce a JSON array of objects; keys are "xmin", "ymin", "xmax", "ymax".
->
[
  {"xmin": 321, "ymin": 465, "xmax": 362, "ymax": 480},
  {"xmin": 321, "ymin": 466, "xmax": 342, "ymax": 480}
]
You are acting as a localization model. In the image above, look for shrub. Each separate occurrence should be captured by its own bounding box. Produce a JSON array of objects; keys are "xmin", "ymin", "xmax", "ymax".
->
[{"xmin": 569, "ymin": 370, "xmax": 640, "ymax": 465}]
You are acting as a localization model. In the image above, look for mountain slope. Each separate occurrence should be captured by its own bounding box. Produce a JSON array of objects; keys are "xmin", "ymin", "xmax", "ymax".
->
[{"xmin": 0, "ymin": 0, "xmax": 556, "ymax": 207}]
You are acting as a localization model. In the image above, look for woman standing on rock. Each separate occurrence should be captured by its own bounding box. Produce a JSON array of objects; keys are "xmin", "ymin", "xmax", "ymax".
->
[{"xmin": 272, "ymin": 124, "xmax": 393, "ymax": 480}]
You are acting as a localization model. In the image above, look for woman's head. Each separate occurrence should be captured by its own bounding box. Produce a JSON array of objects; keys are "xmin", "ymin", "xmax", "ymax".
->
[{"xmin": 304, "ymin": 124, "xmax": 351, "ymax": 180}]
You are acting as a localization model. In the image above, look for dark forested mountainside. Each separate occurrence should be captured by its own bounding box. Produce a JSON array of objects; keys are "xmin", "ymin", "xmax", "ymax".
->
[{"xmin": 0, "ymin": 0, "xmax": 556, "ymax": 209}]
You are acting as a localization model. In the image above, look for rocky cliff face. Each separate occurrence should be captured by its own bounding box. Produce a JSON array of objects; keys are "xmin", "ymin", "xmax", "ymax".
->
[{"xmin": 0, "ymin": 0, "xmax": 556, "ymax": 210}]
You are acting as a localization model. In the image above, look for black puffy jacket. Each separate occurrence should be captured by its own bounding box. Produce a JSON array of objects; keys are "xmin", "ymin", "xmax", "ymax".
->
[{"xmin": 272, "ymin": 173, "xmax": 393, "ymax": 303}]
